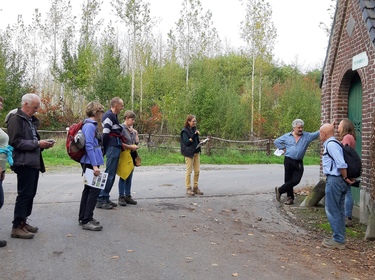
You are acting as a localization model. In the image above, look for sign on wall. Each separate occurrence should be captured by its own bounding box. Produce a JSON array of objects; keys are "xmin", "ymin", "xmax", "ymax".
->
[{"xmin": 352, "ymin": 52, "xmax": 368, "ymax": 70}]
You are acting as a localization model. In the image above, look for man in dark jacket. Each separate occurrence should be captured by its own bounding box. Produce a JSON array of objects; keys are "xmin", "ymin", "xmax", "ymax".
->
[
  {"xmin": 7, "ymin": 93, "xmax": 55, "ymax": 239},
  {"xmin": 96, "ymin": 97, "xmax": 124, "ymax": 209}
]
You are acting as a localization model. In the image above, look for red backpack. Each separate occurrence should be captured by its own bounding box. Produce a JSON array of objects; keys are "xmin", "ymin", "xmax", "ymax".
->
[{"xmin": 66, "ymin": 121, "xmax": 86, "ymax": 162}]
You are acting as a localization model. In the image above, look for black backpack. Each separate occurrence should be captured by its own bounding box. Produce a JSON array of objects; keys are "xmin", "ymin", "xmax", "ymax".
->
[{"xmin": 324, "ymin": 140, "xmax": 362, "ymax": 178}]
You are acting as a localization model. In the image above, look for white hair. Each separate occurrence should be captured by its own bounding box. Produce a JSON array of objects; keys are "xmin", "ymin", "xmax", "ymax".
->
[
  {"xmin": 292, "ymin": 119, "xmax": 304, "ymax": 128},
  {"xmin": 21, "ymin": 93, "xmax": 40, "ymax": 106}
]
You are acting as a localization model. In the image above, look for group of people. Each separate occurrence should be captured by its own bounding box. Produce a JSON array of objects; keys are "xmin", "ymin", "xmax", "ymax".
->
[
  {"xmin": 0, "ymin": 92, "xmax": 358, "ymax": 250},
  {"xmin": 0, "ymin": 95, "xmax": 141, "ymax": 244},
  {"xmin": 78, "ymin": 97, "xmax": 140, "ymax": 231},
  {"xmin": 274, "ymin": 118, "xmax": 359, "ymax": 250}
]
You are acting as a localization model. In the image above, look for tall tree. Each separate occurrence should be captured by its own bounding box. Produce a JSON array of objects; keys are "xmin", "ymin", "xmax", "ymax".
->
[
  {"xmin": 111, "ymin": 0, "xmax": 153, "ymax": 111},
  {"xmin": 168, "ymin": 0, "xmax": 220, "ymax": 88},
  {"xmin": 240, "ymin": 0, "xmax": 276, "ymax": 136},
  {"xmin": 43, "ymin": 0, "xmax": 76, "ymax": 96}
]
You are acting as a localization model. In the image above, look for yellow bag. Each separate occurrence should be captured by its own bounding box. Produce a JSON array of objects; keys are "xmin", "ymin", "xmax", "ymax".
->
[{"xmin": 117, "ymin": 149, "xmax": 134, "ymax": 180}]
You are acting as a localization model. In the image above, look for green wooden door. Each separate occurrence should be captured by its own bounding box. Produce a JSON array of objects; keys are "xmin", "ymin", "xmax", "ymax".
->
[{"xmin": 348, "ymin": 74, "xmax": 362, "ymax": 206}]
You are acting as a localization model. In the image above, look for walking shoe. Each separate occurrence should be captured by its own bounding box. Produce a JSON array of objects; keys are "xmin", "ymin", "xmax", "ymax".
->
[
  {"xmin": 82, "ymin": 221, "xmax": 103, "ymax": 231},
  {"xmin": 345, "ymin": 217, "xmax": 353, "ymax": 227},
  {"xmin": 193, "ymin": 188, "xmax": 203, "ymax": 195},
  {"xmin": 186, "ymin": 188, "xmax": 195, "ymax": 196},
  {"xmin": 24, "ymin": 223, "xmax": 38, "ymax": 233},
  {"xmin": 284, "ymin": 198, "xmax": 294, "ymax": 205},
  {"xmin": 118, "ymin": 196, "xmax": 127, "ymax": 206},
  {"xmin": 96, "ymin": 201, "xmax": 113, "ymax": 209},
  {"xmin": 0, "ymin": 240, "xmax": 6, "ymax": 247},
  {"xmin": 322, "ymin": 238, "xmax": 345, "ymax": 250},
  {"xmin": 125, "ymin": 195, "xmax": 137, "ymax": 205},
  {"xmin": 275, "ymin": 187, "xmax": 281, "ymax": 202},
  {"xmin": 11, "ymin": 225, "xmax": 34, "ymax": 239},
  {"xmin": 79, "ymin": 218, "xmax": 100, "ymax": 226},
  {"xmin": 107, "ymin": 199, "xmax": 118, "ymax": 207}
]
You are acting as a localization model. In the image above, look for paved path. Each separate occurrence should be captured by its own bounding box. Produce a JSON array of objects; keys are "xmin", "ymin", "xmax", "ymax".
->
[{"xmin": 2, "ymin": 164, "xmax": 356, "ymax": 280}]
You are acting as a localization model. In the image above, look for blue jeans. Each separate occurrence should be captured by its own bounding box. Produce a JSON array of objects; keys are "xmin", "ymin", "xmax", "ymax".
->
[
  {"xmin": 345, "ymin": 186, "xmax": 354, "ymax": 219},
  {"xmin": 325, "ymin": 175, "xmax": 348, "ymax": 243},
  {"xmin": 98, "ymin": 146, "xmax": 121, "ymax": 202},
  {"xmin": 118, "ymin": 170, "xmax": 134, "ymax": 196}
]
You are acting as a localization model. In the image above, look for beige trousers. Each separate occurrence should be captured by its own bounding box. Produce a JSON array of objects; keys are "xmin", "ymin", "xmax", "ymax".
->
[{"xmin": 185, "ymin": 153, "xmax": 200, "ymax": 189}]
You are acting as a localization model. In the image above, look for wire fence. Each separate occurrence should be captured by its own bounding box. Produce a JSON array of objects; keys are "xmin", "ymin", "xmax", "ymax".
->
[{"xmin": 35, "ymin": 129, "xmax": 321, "ymax": 157}]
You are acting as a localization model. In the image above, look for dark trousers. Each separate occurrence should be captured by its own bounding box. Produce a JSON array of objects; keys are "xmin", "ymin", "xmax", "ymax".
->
[
  {"xmin": 13, "ymin": 167, "xmax": 39, "ymax": 227},
  {"xmin": 279, "ymin": 156, "xmax": 304, "ymax": 200},
  {"xmin": 0, "ymin": 173, "xmax": 4, "ymax": 209},
  {"xmin": 79, "ymin": 164, "xmax": 100, "ymax": 224}
]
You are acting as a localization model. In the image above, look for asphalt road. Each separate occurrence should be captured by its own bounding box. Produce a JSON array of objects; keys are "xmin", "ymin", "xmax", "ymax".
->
[{"xmin": 1, "ymin": 164, "xmax": 354, "ymax": 280}]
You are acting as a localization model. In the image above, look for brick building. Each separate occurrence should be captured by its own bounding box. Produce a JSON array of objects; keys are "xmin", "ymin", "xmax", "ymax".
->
[{"xmin": 321, "ymin": 0, "xmax": 375, "ymax": 229}]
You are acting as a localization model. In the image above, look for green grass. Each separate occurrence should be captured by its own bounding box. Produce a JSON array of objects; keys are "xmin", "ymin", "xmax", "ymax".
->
[{"xmin": 41, "ymin": 137, "xmax": 320, "ymax": 167}]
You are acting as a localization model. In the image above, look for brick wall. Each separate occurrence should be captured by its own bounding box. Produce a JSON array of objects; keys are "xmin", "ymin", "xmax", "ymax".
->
[{"xmin": 321, "ymin": 0, "xmax": 375, "ymax": 222}]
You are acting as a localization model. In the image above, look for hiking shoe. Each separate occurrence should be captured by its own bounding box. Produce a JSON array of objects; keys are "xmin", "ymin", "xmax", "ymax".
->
[
  {"xmin": 322, "ymin": 238, "xmax": 345, "ymax": 250},
  {"xmin": 11, "ymin": 226, "xmax": 34, "ymax": 239},
  {"xmin": 284, "ymin": 198, "xmax": 294, "ymax": 205},
  {"xmin": 96, "ymin": 201, "xmax": 113, "ymax": 209},
  {"xmin": 118, "ymin": 196, "xmax": 127, "ymax": 206},
  {"xmin": 107, "ymin": 199, "xmax": 118, "ymax": 207},
  {"xmin": 0, "ymin": 240, "xmax": 7, "ymax": 247},
  {"xmin": 125, "ymin": 195, "xmax": 137, "ymax": 205},
  {"xmin": 186, "ymin": 188, "xmax": 195, "ymax": 196},
  {"xmin": 275, "ymin": 187, "xmax": 281, "ymax": 202},
  {"xmin": 82, "ymin": 221, "xmax": 103, "ymax": 231},
  {"xmin": 193, "ymin": 188, "xmax": 203, "ymax": 195},
  {"xmin": 345, "ymin": 217, "xmax": 353, "ymax": 227},
  {"xmin": 79, "ymin": 218, "xmax": 100, "ymax": 226},
  {"xmin": 24, "ymin": 223, "xmax": 38, "ymax": 233}
]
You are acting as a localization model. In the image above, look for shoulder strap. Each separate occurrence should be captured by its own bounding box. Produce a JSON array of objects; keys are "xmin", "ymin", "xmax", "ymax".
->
[{"xmin": 324, "ymin": 139, "xmax": 342, "ymax": 172}]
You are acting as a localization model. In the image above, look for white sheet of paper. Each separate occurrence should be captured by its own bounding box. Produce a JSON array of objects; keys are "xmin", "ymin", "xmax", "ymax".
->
[
  {"xmin": 274, "ymin": 149, "xmax": 285, "ymax": 156},
  {"xmin": 84, "ymin": 168, "xmax": 108, "ymax": 189}
]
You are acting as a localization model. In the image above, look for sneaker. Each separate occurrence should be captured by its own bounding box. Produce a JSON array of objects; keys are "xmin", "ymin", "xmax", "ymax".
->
[
  {"xmin": 125, "ymin": 195, "xmax": 137, "ymax": 205},
  {"xmin": 96, "ymin": 201, "xmax": 113, "ymax": 209},
  {"xmin": 193, "ymin": 188, "xmax": 203, "ymax": 195},
  {"xmin": 275, "ymin": 187, "xmax": 281, "ymax": 202},
  {"xmin": 118, "ymin": 196, "xmax": 127, "ymax": 206},
  {"xmin": 11, "ymin": 225, "xmax": 34, "ymax": 239},
  {"xmin": 345, "ymin": 217, "xmax": 353, "ymax": 227},
  {"xmin": 186, "ymin": 188, "xmax": 195, "ymax": 196},
  {"xmin": 24, "ymin": 223, "xmax": 39, "ymax": 233},
  {"xmin": 82, "ymin": 221, "xmax": 103, "ymax": 231},
  {"xmin": 284, "ymin": 198, "xmax": 294, "ymax": 205},
  {"xmin": 322, "ymin": 238, "xmax": 345, "ymax": 250},
  {"xmin": 0, "ymin": 240, "xmax": 6, "ymax": 247},
  {"xmin": 79, "ymin": 218, "xmax": 100, "ymax": 226},
  {"xmin": 107, "ymin": 199, "xmax": 118, "ymax": 207}
]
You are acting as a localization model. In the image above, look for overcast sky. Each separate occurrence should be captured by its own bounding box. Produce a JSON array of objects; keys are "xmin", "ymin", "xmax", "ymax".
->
[{"xmin": 0, "ymin": 0, "xmax": 332, "ymax": 70}]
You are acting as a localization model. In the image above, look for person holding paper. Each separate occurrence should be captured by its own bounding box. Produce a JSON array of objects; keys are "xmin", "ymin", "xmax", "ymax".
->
[
  {"xmin": 274, "ymin": 119, "xmax": 319, "ymax": 205},
  {"xmin": 180, "ymin": 115, "xmax": 204, "ymax": 196},
  {"xmin": 78, "ymin": 101, "xmax": 105, "ymax": 231}
]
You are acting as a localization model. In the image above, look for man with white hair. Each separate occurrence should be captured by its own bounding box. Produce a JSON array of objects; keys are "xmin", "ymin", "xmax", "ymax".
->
[
  {"xmin": 7, "ymin": 93, "xmax": 55, "ymax": 239},
  {"xmin": 274, "ymin": 119, "xmax": 319, "ymax": 205}
]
